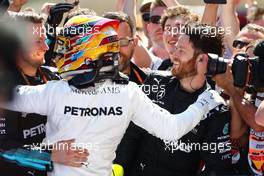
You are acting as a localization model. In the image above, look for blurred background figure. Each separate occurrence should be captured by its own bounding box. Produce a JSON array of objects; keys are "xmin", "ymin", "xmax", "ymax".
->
[
  {"xmin": 0, "ymin": 25, "xmax": 20, "ymax": 104},
  {"xmin": 139, "ymin": 0, "xmax": 153, "ymax": 49}
]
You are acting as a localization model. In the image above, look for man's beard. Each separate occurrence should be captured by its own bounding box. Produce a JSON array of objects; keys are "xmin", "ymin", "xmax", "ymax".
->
[
  {"xmin": 118, "ymin": 52, "xmax": 133, "ymax": 72},
  {"xmin": 171, "ymin": 57, "xmax": 197, "ymax": 79}
]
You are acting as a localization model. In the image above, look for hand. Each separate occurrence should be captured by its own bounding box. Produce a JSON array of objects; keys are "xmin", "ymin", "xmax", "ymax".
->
[
  {"xmin": 187, "ymin": 54, "xmax": 208, "ymax": 91},
  {"xmin": 41, "ymin": 3, "xmax": 56, "ymax": 16},
  {"xmin": 197, "ymin": 89, "xmax": 226, "ymax": 112},
  {"xmin": 10, "ymin": 0, "xmax": 28, "ymax": 7},
  {"xmin": 47, "ymin": 3, "xmax": 74, "ymax": 27},
  {"xmin": 213, "ymin": 62, "xmax": 234, "ymax": 94},
  {"xmin": 51, "ymin": 139, "xmax": 89, "ymax": 167},
  {"xmin": 8, "ymin": 0, "xmax": 28, "ymax": 12}
]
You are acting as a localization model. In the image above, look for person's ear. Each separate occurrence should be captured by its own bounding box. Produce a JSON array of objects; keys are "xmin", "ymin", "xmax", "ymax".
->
[
  {"xmin": 147, "ymin": 23, "xmax": 152, "ymax": 34},
  {"xmin": 196, "ymin": 54, "xmax": 208, "ymax": 76},
  {"xmin": 133, "ymin": 37, "xmax": 138, "ymax": 47},
  {"xmin": 197, "ymin": 54, "xmax": 208, "ymax": 63}
]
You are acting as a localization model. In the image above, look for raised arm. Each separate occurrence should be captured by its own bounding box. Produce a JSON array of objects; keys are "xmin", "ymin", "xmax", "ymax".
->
[
  {"xmin": 201, "ymin": 4, "xmax": 218, "ymax": 26},
  {"xmin": 220, "ymin": 0, "xmax": 240, "ymax": 49},
  {"xmin": 214, "ymin": 65, "xmax": 264, "ymax": 132},
  {"xmin": 116, "ymin": 0, "xmax": 137, "ymax": 33},
  {"xmin": 162, "ymin": 0, "xmax": 180, "ymax": 7},
  {"xmin": 7, "ymin": 0, "xmax": 28, "ymax": 12}
]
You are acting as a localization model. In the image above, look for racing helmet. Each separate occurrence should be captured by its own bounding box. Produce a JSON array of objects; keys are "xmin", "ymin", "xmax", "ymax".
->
[{"xmin": 54, "ymin": 15, "xmax": 122, "ymax": 86}]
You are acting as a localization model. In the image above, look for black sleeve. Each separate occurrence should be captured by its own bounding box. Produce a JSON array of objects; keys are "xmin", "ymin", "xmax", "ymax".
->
[
  {"xmin": 199, "ymin": 106, "xmax": 236, "ymax": 175},
  {"xmin": 114, "ymin": 122, "xmax": 146, "ymax": 174},
  {"xmin": 0, "ymin": 110, "xmax": 24, "ymax": 150}
]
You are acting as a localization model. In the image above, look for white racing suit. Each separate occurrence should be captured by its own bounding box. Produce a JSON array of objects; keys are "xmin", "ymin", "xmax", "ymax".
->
[{"xmin": 4, "ymin": 79, "xmax": 222, "ymax": 176}]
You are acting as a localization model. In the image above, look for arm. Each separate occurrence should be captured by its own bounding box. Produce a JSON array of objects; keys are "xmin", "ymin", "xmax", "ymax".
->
[
  {"xmin": 214, "ymin": 66, "xmax": 264, "ymax": 132},
  {"xmin": 132, "ymin": 39, "xmax": 153, "ymax": 68},
  {"xmin": 1, "ymin": 82, "xmax": 88, "ymax": 168},
  {"xmin": 255, "ymin": 100, "xmax": 264, "ymax": 127},
  {"xmin": 116, "ymin": 0, "xmax": 136, "ymax": 33},
  {"xmin": 227, "ymin": 89, "xmax": 264, "ymax": 131},
  {"xmin": 220, "ymin": 0, "xmax": 240, "ymax": 49},
  {"xmin": 4, "ymin": 82, "xmax": 57, "ymax": 116},
  {"xmin": 230, "ymin": 99, "xmax": 248, "ymax": 139},
  {"xmin": 116, "ymin": 0, "xmax": 125, "ymax": 12},
  {"xmin": 7, "ymin": 0, "xmax": 27, "ymax": 12},
  {"xmin": 122, "ymin": 0, "xmax": 137, "ymax": 33},
  {"xmin": 162, "ymin": 0, "xmax": 180, "ymax": 7},
  {"xmin": 117, "ymin": 0, "xmax": 154, "ymax": 68},
  {"xmin": 201, "ymin": 4, "xmax": 218, "ymax": 26},
  {"xmin": 130, "ymin": 82, "xmax": 224, "ymax": 141}
]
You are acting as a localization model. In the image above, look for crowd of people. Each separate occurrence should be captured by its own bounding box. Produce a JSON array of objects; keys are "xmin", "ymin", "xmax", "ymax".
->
[{"xmin": 0, "ymin": 0, "xmax": 264, "ymax": 176}]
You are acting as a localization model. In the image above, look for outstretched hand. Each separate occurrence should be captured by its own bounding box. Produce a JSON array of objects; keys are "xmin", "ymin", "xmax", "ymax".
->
[{"xmin": 197, "ymin": 89, "xmax": 226, "ymax": 115}]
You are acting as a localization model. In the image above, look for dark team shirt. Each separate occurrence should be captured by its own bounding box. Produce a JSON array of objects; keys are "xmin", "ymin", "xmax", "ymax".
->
[
  {"xmin": 129, "ymin": 62, "xmax": 147, "ymax": 84},
  {"xmin": 114, "ymin": 67, "xmax": 235, "ymax": 176},
  {"xmin": 157, "ymin": 58, "xmax": 172, "ymax": 71}
]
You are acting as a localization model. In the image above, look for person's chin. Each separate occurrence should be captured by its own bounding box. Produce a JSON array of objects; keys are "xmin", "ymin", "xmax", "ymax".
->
[{"xmin": 34, "ymin": 58, "xmax": 45, "ymax": 66}]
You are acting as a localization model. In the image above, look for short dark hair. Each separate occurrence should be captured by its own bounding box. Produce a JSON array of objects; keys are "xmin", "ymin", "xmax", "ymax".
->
[
  {"xmin": 185, "ymin": 23, "xmax": 224, "ymax": 56},
  {"xmin": 102, "ymin": 11, "xmax": 134, "ymax": 36},
  {"xmin": 161, "ymin": 6, "xmax": 199, "ymax": 31}
]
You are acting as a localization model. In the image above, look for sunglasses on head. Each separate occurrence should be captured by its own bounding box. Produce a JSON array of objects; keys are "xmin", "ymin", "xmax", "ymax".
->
[
  {"xmin": 118, "ymin": 37, "xmax": 134, "ymax": 47},
  {"xmin": 142, "ymin": 12, "xmax": 150, "ymax": 22},
  {"xmin": 232, "ymin": 40, "xmax": 250, "ymax": 49},
  {"xmin": 150, "ymin": 15, "xmax": 161, "ymax": 24}
]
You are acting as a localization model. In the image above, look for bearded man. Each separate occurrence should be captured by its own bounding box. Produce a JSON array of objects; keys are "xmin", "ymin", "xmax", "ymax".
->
[{"xmin": 114, "ymin": 23, "xmax": 236, "ymax": 176}]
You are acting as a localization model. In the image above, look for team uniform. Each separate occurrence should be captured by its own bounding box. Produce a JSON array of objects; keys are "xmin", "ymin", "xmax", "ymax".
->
[
  {"xmin": 3, "ymin": 79, "xmax": 219, "ymax": 176},
  {"xmin": 0, "ymin": 66, "xmax": 60, "ymax": 176},
  {"xmin": 114, "ymin": 71, "xmax": 235, "ymax": 176}
]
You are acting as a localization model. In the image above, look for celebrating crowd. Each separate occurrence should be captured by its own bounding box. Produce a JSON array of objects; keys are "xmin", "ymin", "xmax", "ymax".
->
[{"xmin": 0, "ymin": 0, "xmax": 264, "ymax": 176}]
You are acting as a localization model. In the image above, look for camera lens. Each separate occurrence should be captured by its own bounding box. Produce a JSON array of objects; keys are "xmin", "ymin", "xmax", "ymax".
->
[
  {"xmin": 207, "ymin": 53, "xmax": 227, "ymax": 77},
  {"xmin": 232, "ymin": 53, "xmax": 249, "ymax": 88}
]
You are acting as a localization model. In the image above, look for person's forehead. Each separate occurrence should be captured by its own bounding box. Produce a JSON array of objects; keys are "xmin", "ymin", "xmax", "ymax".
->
[
  {"xmin": 165, "ymin": 16, "xmax": 187, "ymax": 26},
  {"xmin": 238, "ymin": 29, "xmax": 264, "ymax": 41},
  {"xmin": 117, "ymin": 22, "xmax": 132, "ymax": 37}
]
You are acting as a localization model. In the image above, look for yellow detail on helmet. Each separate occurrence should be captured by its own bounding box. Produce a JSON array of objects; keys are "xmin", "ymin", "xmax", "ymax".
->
[{"xmin": 54, "ymin": 15, "xmax": 119, "ymax": 78}]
